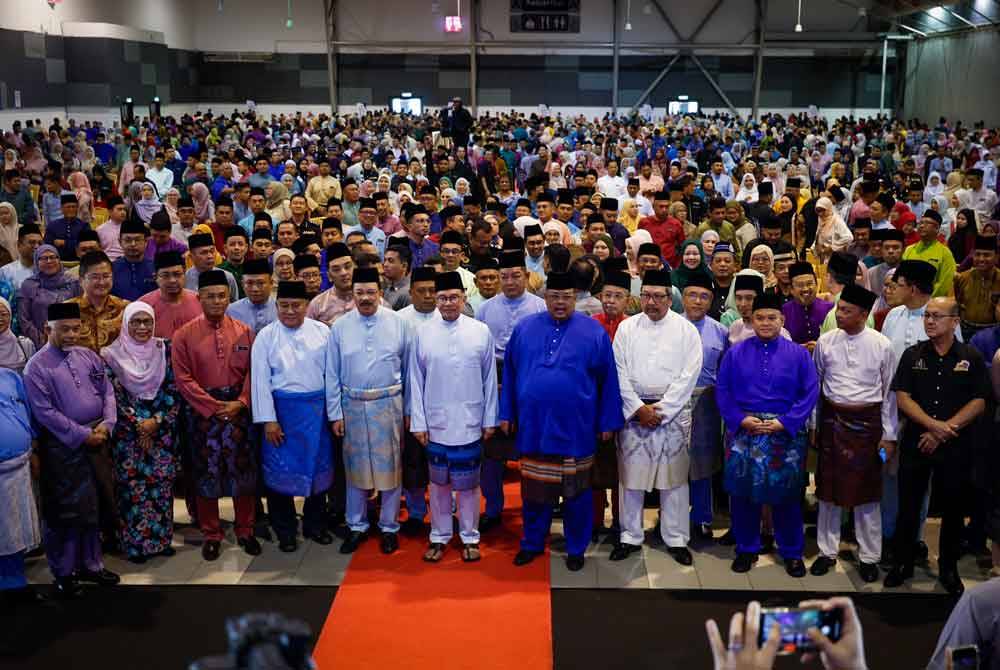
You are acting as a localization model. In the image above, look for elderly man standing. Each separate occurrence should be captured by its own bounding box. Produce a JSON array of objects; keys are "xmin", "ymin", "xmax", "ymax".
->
[
  {"xmin": 326, "ymin": 268, "xmax": 411, "ymax": 555},
  {"xmin": 716, "ymin": 293, "xmax": 819, "ymax": 577},
  {"xmin": 25, "ymin": 302, "xmax": 120, "ymax": 597},
  {"xmin": 611, "ymin": 269, "xmax": 702, "ymax": 564},
  {"xmin": 501, "ymin": 271, "xmax": 623, "ymax": 572},
  {"xmin": 474, "ymin": 250, "xmax": 546, "ymax": 532},
  {"xmin": 886, "ymin": 297, "xmax": 989, "ymax": 595},
  {"xmin": 252, "ymin": 281, "xmax": 333, "ymax": 553},
  {"xmin": 810, "ymin": 284, "xmax": 897, "ymax": 583},
  {"xmin": 171, "ymin": 270, "xmax": 259, "ymax": 561},
  {"xmin": 409, "ymin": 271, "xmax": 498, "ymax": 563}
]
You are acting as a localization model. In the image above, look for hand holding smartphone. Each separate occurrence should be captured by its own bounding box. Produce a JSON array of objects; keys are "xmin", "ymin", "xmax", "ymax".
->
[{"xmin": 758, "ymin": 606, "xmax": 844, "ymax": 655}]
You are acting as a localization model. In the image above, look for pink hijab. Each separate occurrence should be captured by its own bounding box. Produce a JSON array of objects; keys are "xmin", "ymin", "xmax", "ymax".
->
[
  {"xmin": 101, "ymin": 302, "xmax": 167, "ymax": 401},
  {"xmin": 190, "ymin": 182, "xmax": 214, "ymax": 222}
]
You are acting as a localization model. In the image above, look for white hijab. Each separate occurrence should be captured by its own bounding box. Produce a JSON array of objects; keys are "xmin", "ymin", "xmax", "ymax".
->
[{"xmin": 735, "ymin": 174, "xmax": 759, "ymax": 203}]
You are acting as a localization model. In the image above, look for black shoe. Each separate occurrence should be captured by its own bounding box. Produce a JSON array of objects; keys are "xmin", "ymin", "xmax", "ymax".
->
[
  {"xmin": 858, "ymin": 561, "xmax": 880, "ymax": 583},
  {"xmin": 278, "ymin": 538, "xmax": 298, "ymax": 553},
  {"xmin": 513, "ymin": 549, "xmax": 542, "ymax": 566},
  {"xmin": 691, "ymin": 523, "xmax": 714, "ymax": 542},
  {"xmin": 340, "ymin": 530, "xmax": 368, "ymax": 554},
  {"xmin": 784, "ymin": 558, "xmax": 807, "ymax": 578},
  {"xmin": 479, "ymin": 515, "xmax": 502, "ymax": 533},
  {"xmin": 328, "ymin": 514, "xmax": 350, "ymax": 539},
  {"xmin": 3, "ymin": 586, "xmax": 47, "ymax": 604},
  {"xmin": 304, "ymin": 530, "xmax": 334, "ymax": 546},
  {"xmin": 401, "ymin": 518, "xmax": 426, "ymax": 537},
  {"xmin": 127, "ymin": 555, "xmax": 148, "ymax": 565},
  {"xmin": 667, "ymin": 546, "xmax": 693, "ymax": 566},
  {"xmin": 939, "ymin": 568, "xmax": 965, "ymax": 596},
  {"xmin": 718, "ymin": 529, "xmax": 736, "ymax": 546},
  {"xmin": 914, "ymin": 541, "xmax": 930, "ymax": 566},
  {"xmin": 202, "ymin": 540, "xmax": 221, "ymax": 561},
  {"xmin": 760, "ymin": 533, "xmax": 776, "ymax": 554},
  {"xmin": 77, "ymin": 568, "xmax": 120, "ymax": 586},
  {"xmin": 53, "ymin": 577, "xmax": 84, "ymax": 599},
  {"xmin": 158, "ymin": 546, "xmax": 176, "ymax": 558},
  {"xmin": 883, "ymin": 564, "xmax": 914, "ymax": 588},
  {"xmin": 238, "ymin": 536, "xmax": 262, "ymax": 556},
  {"xmin": 879, "ymin": 542, "xmax": 895, "ymax": 568},
  {"xmin": 380, "ymin": 532, "xmax": 399, "ymax": 555},
  {"xmin": 609, "ymin": 542, "xmax": 642, "ymax": 561},
  {"xmin": 253, "ymin": 523, "xmax": 273, "ymax": 542},
  {"xmin": 810, "ymin": 556, "xmax": 837, "ymax": 576},
  {"xmin": 565, "ymin": 554, "xmax": 585, "ymax": 571},
  {"xmin": 731, "ymin": 552, "xmax": 758, "ymax": 573}
]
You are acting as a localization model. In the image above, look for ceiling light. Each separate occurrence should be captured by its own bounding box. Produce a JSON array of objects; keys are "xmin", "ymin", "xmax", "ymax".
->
[{"xmin": 898, "ymin": 23, "xmax": 928, "ymax": 37}]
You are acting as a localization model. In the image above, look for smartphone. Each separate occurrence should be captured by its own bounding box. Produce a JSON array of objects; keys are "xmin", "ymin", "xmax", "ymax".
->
[
  {"xmin": 758, "ymin": 607, "xmax": 843, "ymax": 655},
  {"xmin": 949, "ymin": 645, "xmax": 980, "ymax": 668}
]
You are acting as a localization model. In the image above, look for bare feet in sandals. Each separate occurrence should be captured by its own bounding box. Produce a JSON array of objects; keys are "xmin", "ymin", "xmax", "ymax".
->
[
  {"xmin": 462, "ymin": 543, "xmax": 481, "ymax": 562},
  {"xmin": 423, "ymin": 542, "xmax": 446, "ymax": 562}
]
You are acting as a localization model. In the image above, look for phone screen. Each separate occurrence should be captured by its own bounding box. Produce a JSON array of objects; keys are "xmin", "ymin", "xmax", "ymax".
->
[
  {"xmin": 950, "ymin": 645, "xmax": 979, "ymax": 668},
  {"xmin": 759, "ymin": 607, "xmax": 843, "ymax": 655}
]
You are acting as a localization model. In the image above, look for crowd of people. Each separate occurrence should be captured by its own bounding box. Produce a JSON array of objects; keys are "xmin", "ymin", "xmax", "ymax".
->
[{"xmin": 0, "ymin": 102, "xmax": 999, "ymax": 617}]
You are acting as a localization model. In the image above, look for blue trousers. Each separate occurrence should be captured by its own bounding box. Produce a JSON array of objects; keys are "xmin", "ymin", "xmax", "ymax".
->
[
  {"xmin": 882, "ymin": 470, "xmax": 930, "ymax": 540},
  {"xmin": 0, "ymin": 551, "xmax": 26, "ymax": 590},
  {"xmin": 481, "ymin": 458, "xmax": 505, "ymax": 518},
  {"xmin": 521, "ymin": 489, "xmax": 592, "ymax": 557},
  {"xmin": 690, "ymin": 477, "xmax": 713, "ymax": 525},
  {"xmin": 404, "ymin": 487, "xmax": 427, "ymax": 520},
  {"xmin": 731, "ymin": 496, "xmax": 804, "ymax": 560}
]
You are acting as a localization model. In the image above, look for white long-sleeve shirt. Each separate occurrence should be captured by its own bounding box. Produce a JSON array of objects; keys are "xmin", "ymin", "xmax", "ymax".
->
[
  {"xmin": 251, "ymin": 318, "xmax": 329, "ymax": 423},
  {"xmin": 408, "ymin": 313, "xmax": 498, "ymax": 446},
  {"xmin": 881, "ymin": 302, "xmax": 962, "ymax": 360},
  {"xmin": 613, "ymin": 310, "xmax": 702, "ymax": 424},
  {"xmin": 813, "ymin": 327, "xmax": 898, "ymax": 441}
]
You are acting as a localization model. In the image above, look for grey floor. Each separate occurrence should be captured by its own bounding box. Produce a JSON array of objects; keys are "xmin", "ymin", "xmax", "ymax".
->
[{"xmin": 24, "ymin": 499, "xmax": 995, "ymax": 594}]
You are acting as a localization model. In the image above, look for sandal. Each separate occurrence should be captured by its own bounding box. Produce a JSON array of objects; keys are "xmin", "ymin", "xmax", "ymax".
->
[
  {"xmin": 423, "ymin": 542, "xmax": 447, "ymax": 563},
  {"xmin": 461, "ymin": 543, "xmax": 481, "ymax": 562}
]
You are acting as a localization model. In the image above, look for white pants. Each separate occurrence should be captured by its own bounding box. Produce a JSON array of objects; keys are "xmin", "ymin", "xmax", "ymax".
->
[
  {"xmin": 817, "ymin": 500, "xmax": 881, "ymax": 564},
  {"xmin": 429, "ymin": 482, "xmax": 480, "ymax": 545},
  {"xmin": 346, "ymin": 485, "xmax": 401, "ymax": 534},
  {"xmin": 620, "ymin": 484, "xmax": 690, "ymax": 548}
]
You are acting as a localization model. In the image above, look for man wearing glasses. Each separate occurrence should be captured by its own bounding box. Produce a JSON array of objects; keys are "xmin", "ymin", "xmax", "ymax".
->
[
  {"xmin": 326, "ymin": 268, "xmax": 412, "ymax": 556},
  {"xmin": 610, "ymin": 269, "xmax": 702, "ymax": 565},
  {"xmin": 886, "ymin": 297, "xmax": 989, "ymax": 595},
  {"xmin": 408, "ymin": 271, "xmax": 497, "ymax": 563}
]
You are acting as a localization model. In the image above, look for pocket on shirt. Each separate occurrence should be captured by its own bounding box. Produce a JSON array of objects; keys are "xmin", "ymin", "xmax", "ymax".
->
[{"xmin": 462, "ymin": 400, "xmax": 484, "ymax": 429}]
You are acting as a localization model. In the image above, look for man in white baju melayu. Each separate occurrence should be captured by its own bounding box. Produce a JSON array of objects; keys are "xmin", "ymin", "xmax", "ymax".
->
[{"xmin": 611, "ymin": 268, "xmax": 702, "ymax": 566}]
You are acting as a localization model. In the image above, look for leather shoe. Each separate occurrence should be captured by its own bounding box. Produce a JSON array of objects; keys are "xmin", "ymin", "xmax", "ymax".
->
[
  {"xmin": 666, "ymin": 546, "xmax": 693, "ymax": 566},
  {"xmin": 340, "ymin": 530, "xmax": 368, "ymax": 554},
  {"xmin": 691, "ymin": 524, "xmax": 714, "ymax": 542},
  {"xmin": 784, "ymin": 558, "xmax": 806, "ymax": 578},
  {"xmin": 278, "ymin": 538, "xmax": 298, "ymax": 553},
  {"xmin": 479, "ymin": 515, "xmax": 502, "ymax": 533},
  {"xmin": 858, "ymin": 561, "xmax": 880, "ymax": 583},
  {"xmin": 731, "ymin": 552, "xmax": 758, "ymax": 573},
  {"xmin": 883, "ymin": 564, "xmax": 914, "ymax": 588},
  {"xmin": 717, "ymin": 529, "xmax": 736, "ymax": 546},
  {"xmin": 401, "ymin": 518, "xmax": 425, "ymax": 537},
  {"xmin": 304, "ymin": 530, "xmax": 334, "ymax": 546},
  {"xmin": 380, "ymin": 532, "xmax": 399, "ymax": 555},
  {"xmin": 609, "ymin": 542, "xmax": 642, "ymax": 561},
  {"xmin": 565, "ymin": 554, "xmax": 585, "ymax": 572},
  {"xmin": 54, "ymin": 577, "xmax": 84, "ymax": 599},
  {"xmin": 513, "ymin": 549, "xmax": 542, "ymax": 566},
  {"xmin": 202, "ymin": 540, "xmax": 221, "ymax": 561},
  {"xmin": 810, "ymin": 556, "xmax": 837, "ymax": 576},
  {"xmin": 77, "ymin": 568, "xmax": 120, "ymax": 586},
  {"xmin": 914, "ymin": 540, "xmax": 930, "ymax": 566},
  {"xmin": 939, "ymin": 568, "xmax": 965, "ymax": 596},
  {"xmin": 238, "ymin": 536, "xmax": 262, "ymax": 556}
]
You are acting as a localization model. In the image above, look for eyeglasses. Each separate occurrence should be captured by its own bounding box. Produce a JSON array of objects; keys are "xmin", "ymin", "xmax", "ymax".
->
[
  {"xmin": 923, "ymin": 312, "xmax": 958, "ymax": 321},
  {"xmin": 436, "ymin": 294, "xmax": 463, "ymax": 304},
  {"xmin": 38, "ymin": 254, "xmax": 59, "ymax": 263},
  {"xmin": 440, "ymin": 247, "xmax": 463, "ymax": 256},
  {"xmin": 298, "ymin": 271, "xmax": 321, "ymax": 281},
  {"xmin": 640, "ymin": 292, "xmax": 670, "ymax": 302}
]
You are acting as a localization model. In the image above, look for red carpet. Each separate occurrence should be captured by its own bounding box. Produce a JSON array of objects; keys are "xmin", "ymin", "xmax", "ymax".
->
[{"xmin": 313, "ymin": 466, "xmax": 552, "ymax": 670}]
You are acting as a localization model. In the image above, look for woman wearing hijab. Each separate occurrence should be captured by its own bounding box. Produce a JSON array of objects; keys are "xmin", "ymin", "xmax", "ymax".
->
[
  {"xmin": 163, "ymin": 188, "xmax": 181, "ymax": 226},
  {"xmin": 735, "ymin": 173, "xmax": 759, "ymax": 204},
  {"xmin": 68, "ymin": 172, "xmax": 94, "ymax": 225},
  {"xmin": 671, "ymin": 239, "xmax": 711, "ymax": 291},
  {"xmin": 17, "ymin": 244, "xmax": 82, "ymax": 348},
  {"xmin": 618, "ymin": 198, "xmax": 640, "ymax": 234},
  {"xmin": 591, "ymin": 234, "xmax": 615, "ymax": 262},
  {"xmin": 625, "ymin": 230, "xmax": 654, "ymax": 276},
  {"xmin": 101, "ymin": 302, "xmax": 182, "ymax": 564},
  {"xmin": 720, "ymin": 268, "xmax": 767, "ymax": 327},
  {"xmin": 0, "ymin": 203, "xmax": 18, "ymax": 268},
  {"xmin": 271, "ymin": 248, "xmax": 296, "ymax": 287},
  {"xmin": 189, "ymin": 182, "xmax": 215, "ymax": 224},
  {"xmin": 811, "ymin": 196, "xmax": 853, "ymax": 265},
  {"xmin": 923, "ymin": 171, "xmax": 945, "ymax": 204},
  {"xmin": 132, "ymin": 183, "xmax": 163, "ymax": 225},
  {"xmin": 265, "ymin": 181, "xmax": 292, "ymax": 223},
  {"xmin": 748, "ymin": 244, "xmax": 777, "ymax": 289},
  {"xmin": 700, "ymin": 229, "xmax": 721, "ymax": 257},
  {"xmin": 280, "ymin": 172, "xmax": 300, "ymax": 197},
  {"xmin": 948, "ymin": 208, "xmax": 979, "ymax": 263},
  {"xmin": 0, "ymin": 297, "xmax": 34, "ymax": 374}
]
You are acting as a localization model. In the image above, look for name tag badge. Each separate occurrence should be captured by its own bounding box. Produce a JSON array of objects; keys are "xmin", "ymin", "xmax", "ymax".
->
[
  {"xmin": 954, "ymin": 360, "xmax": 970, "ymax": 372},
  {"xmin": 234, "ymin": 345, "xmax": 250, "ymax": 352},
  {"xmin": 912, "ymin": 358, "xmax": 927, "ymax": 371}
]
